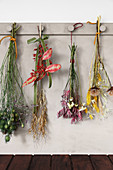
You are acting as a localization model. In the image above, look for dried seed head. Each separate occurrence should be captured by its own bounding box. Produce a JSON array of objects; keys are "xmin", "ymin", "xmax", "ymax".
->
[
  {"xmin": 90, "ymin": 86, "xmax": 100, "ymax": 96},
  {"xmin": 107, "ymin": 87, "xmax": 113, "ymax": 96}
]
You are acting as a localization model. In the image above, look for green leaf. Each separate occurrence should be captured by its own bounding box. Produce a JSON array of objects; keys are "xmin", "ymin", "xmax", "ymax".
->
[
  {"xmin": 15, "ymin": 25, "xmax": 21, "ymax": 32},
  {"xmin": 68, "ymin": 45, "xmax": 71, "ymax": 51},
  {"xmin": 34, "ymin": 38, "xmax": 40, "ymax": 43},
  {"xmin": 27, "ymin": 37, "xmax": 37, "ymax": 44},
  {"xmin": 43, "ymin": 35, "xmax": 49, "ymax": 40},
  {"xmin": 48, "ymin": 73, "xmax": 52, "ymax": 88}
]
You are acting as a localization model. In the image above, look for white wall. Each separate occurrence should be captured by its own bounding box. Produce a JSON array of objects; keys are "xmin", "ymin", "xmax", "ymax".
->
[
  {"xmin": 0, "ymin": 1, "xmax": 113, "ymax": 154},
  {"xmin": 0, "ymin": 23, "xmax": 113, "ymax": 154},
  {"xmin": 0, "ymin": 0, "xmax": 113, "ymax": 22}
]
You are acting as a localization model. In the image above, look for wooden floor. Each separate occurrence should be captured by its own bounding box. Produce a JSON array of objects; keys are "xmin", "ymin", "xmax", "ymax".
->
[{"xmin": 0, "ymin": 155, "xmax": 113, "ymax": 170}]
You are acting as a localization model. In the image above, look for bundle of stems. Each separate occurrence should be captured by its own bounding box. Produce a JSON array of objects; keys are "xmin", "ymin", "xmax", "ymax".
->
[
  {"xmin": 28, "ymin": 36, "xmax": 48, "ymax": 139},
  {"xmin": 0, "ymin": 23, "xmax": 27, "ymax": 142},
  {"xmin": 23, "ymin": 31, "xmax": 61, "ymax": 139},
  {"xmin": 58, "ymin": 43, "xmax": 87, "ymax": 123},
  {"xmin": 87, "ymin": 16, "xmax": 113, "ymax": 119}
]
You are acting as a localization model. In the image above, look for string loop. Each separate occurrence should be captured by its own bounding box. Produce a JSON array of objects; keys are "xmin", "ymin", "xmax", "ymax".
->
[
  {"xmin": 0, "ymin": 35, "xmax": 17, "ymax": 59},
  {"xmin": 71, "ymin": 22, "xmax": 83, "ymax": 47},
  {"xmin": 87, "ymin": 20, "xmax": 101, "ymax": 45}
]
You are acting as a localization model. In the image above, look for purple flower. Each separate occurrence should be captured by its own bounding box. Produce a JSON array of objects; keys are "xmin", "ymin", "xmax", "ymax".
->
[
  {"xmin": 78, "ymin": 111, "xmax": 82, "ymax": 121},
  {"xmin": 61, "ymin": 100, "xmax": 67, "ymax": 107},
  {"xmin": 71, "ymin": 116, "xmax": 77, "ymax": 124},
  {"xmin": 62, "ymin": 90, "xmax": 70, "ymax": 100},
  {"xmin": 57, "ymin": 109, "xmax": 64, "ymax": 118},
  {"xmin": 67, "ymin": 109, "xmax": 72, "ymax": 117}
]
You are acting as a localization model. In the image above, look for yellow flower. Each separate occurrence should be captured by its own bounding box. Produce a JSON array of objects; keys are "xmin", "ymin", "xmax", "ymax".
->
[
  {"xmin": 92, "ymin": 102, "xmax": 99, "ymax": 113},
  {"xmin": 85, "ymin": 108, "xmax": 88, "ymax": 113},
  {"xmin": 97, "ymin": 73, "xmax": 101, "ymax": 81},
  {"xmin": 89, "ymin": 114, "xmax": 93, "ymax": 120},
  {"xmin": 87, "ymin": 90, "xmax": 91, "ymax": 105},
  {"xmin": 94, "ymin": 96, "xmax": 97, "ymax": 103}
]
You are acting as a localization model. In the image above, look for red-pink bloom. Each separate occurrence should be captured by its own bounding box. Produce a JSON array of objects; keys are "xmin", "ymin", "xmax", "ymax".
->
[
  {"xmin": 49, "ymin": 60, "xmax": 52, "ymax": 64},
  {"xmin": 38, "ymin": 55, "xmax": 42, "ymax": 58},
  {"xmin": 33, "ymin": 54, "xmax": 36, "ymax": 57},
  {"xmin": 39, "ymin": 44, "xmax": 42, "ymax": 48}
]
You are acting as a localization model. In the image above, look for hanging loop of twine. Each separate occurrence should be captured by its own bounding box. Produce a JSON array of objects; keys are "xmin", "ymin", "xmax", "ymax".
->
[
  {"xmin": 87, "ymin": 20, "xmax": 101, "ymax": 45},
  {"xmin": 73, "ymin": 22, "xmax": 83, "ymax": 30},
  {"xmin": 0, "ymin": 35, "xmax": 17, "ymax": 59},
  {"xmin": 71, "ymin": 22, "xmax": 83, "ymax": 47}
]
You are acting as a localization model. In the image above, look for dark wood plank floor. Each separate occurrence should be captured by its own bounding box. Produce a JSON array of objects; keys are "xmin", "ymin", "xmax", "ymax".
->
[{"xmin": 0, "ymin": 155, "xmax": 113, "ymax": 170}]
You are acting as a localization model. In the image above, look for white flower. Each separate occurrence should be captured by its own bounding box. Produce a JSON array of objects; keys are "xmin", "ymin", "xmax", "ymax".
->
[
  {"xmin": 67, "ymin": 102, "xmax": 74, "ymax": 109},
  {"xmin": 75, "ymin": 104, "xmax": 78, "ymax": 107},
  {"xmin": 79, "ymin": 106, "xmax": 86, "ymax": 112},
  {"xmin": 69, "ymin": 97, "xmax": 73, "ymax": 101}
]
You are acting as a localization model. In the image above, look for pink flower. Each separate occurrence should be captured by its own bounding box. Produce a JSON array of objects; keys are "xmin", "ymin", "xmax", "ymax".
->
[
  {"xmin": 78, "ymin": 111, "xmax": 82, "ymax": 120},
  {"xmin": 67, "ymin": 110, "xmax": 72, "ymax": 117},
  {"xmin": 57, "ymin": 109, "xmax": 64, "ymax": 118},
  {"xmin": 71, "ymin": 117, "xmax": 77, "ymax": 124}
]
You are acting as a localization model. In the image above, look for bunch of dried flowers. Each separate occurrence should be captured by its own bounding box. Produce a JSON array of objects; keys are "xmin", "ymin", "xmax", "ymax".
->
[
  {"xmin": 58, "ymin": 43, "xmax": 87, "ymax": 124},
  {"xmin": 0, "ymin": 23, "xmax": 28, "ymax": 142},
  {"xmin": 86, "ymin": 16, "xmax": 113, "ymax": 119},
  {"xmin": 23, "ymin": 30, "xmax": 61, "ymax": 139}
]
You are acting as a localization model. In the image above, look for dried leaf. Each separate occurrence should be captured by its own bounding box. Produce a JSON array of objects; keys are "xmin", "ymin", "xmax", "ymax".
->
[
  {"xmin": 22, "ymin": 76, "xmax": 37, "ymax": 87},
  {"xmin": 45, "ymin": 64, "xmax": 61, "ymax": 73},
  {"xmin": 42, "ymin": 48, "xmax": 52, "ymax": 60}
]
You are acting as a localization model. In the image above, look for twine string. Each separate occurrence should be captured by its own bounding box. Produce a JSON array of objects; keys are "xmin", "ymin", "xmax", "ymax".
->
[
  {"xmin": 0, "ymin": 35, "xmax": 17, "ymax": 59},
  {"xmin": 87, "ymin": 20, "xmax": 101, "ymax": 45},
  {"xmin": 71, "ymin": 23, "xmax": 83, "ymax": 47}
]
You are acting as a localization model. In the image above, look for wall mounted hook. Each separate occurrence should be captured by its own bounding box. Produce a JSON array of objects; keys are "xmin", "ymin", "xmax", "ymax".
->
[
  {"xmin": 100, "ymin": 25, "xmax": 107, "ymax": 32},
  {"xmin": 38, "ymin": 24, "xmax": 45, "ymax": 38},
  {"xmin": 7, "ymin": 24, "xmax": 13, "ymax": 32},
  {"xmin": 68, "ymin": 25, "xmax": 74, "ymax": 32}
]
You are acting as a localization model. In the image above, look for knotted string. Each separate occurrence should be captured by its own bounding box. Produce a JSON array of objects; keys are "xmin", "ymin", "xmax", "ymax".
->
[
  {"xmin": 94, "ymin": 32, "xmax": 101, "ymax": 45},
  {"xmin": 0, "ymin": 35, "xmax": 17, "ymax": 59},
  {"xmin": 87, "ymin": 19, "xmax": 101, "ymax": 45}
]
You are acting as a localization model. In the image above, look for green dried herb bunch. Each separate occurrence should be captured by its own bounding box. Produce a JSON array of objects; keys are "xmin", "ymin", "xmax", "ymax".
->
[{"xmin": 0, "ymin": 23, "xmax": 28, "ymax": 142}]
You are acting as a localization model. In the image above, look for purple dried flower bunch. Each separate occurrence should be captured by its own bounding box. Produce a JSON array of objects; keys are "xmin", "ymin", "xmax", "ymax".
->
[{"xmin": 58, "ymin": 44, "xmax": 87, "ymax": 124}]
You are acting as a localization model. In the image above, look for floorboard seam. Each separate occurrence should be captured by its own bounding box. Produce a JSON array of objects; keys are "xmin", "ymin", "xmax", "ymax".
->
[
  {"xmin": 107, "ymin": 155, "xmax": 113, "ymax": 165},
  {"xmin": 50, "ymin": 155, "xmax": 52, "ymax": 170},
  {"xmin": 69, "ymin": 155, "xmax": 73, "ymax": 170},
  {"xmin": 89, "ymin": 155, "xmax": 95, "ymax": 170},
  {"xmin": 27, "ymin": 155, "xmax": 34, "ymax": 170},
  {"xmin": 6, "ymin": 155, "xmax": 14, "ymax": 170}
]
